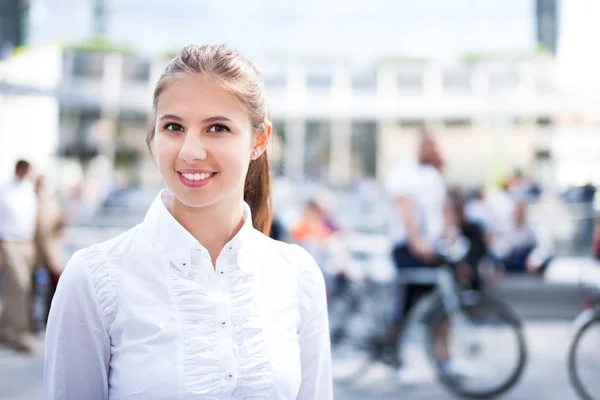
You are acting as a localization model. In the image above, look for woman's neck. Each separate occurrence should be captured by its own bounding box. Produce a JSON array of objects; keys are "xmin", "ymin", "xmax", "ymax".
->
[{"xmin": 169, "ymin": 194, "xmax": 245, "ymax": 268}]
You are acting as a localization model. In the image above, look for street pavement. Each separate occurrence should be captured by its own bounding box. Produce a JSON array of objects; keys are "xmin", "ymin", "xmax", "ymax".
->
[
  {"xmin": 0, "ymin": 320, "xmax": 591, "ymax": 400},
  {"xmin": 334, "ymin": 321, "xmax": 583, "ymax": 399},
  {"xmin": 1, "ymin": 258, "xmax": 598, "ymax": 399}
]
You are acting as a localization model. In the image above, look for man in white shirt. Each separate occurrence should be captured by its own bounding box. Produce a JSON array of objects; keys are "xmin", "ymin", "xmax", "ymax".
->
[
  {"xmin": 384, "ymin": 131, "xmax": 457, "ymax": 378},
  {"xmin": 0, "ymin": 160, "xmax": 38, "ymax": 352}
]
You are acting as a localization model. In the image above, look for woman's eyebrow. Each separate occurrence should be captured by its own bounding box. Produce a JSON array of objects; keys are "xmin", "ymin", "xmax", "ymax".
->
[
  {"xmin": 158, "ymin": 114, "xmax": 183, "ymax": 122},
  {"xmin": 202, "ymin": 116, "xmax": 233, "ymax": 124},
  {"xmin": 157, "ymin": 115, "xmax": 234, "ymax": 124}
]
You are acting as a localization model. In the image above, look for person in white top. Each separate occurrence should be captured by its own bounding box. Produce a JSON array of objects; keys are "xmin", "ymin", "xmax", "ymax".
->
[
  {"xmin": 44, "ymin": 44, "xmax": 333, "ymax": 400},
  {"xmin": 0, "ymin": 159, "xmax": 38, "ymax": 352},
  {"xmin": 383, "ymin": 131, "xmax": 458, "ymax": 379}
]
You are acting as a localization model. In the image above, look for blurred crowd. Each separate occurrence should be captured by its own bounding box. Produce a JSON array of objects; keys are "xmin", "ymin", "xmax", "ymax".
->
[
  {"xmin": 271, "ymin": 129, "xmax": 599, "ymax": 293},
  {"xmin": 0, "ymin": 160, "xmax": 66, "ymax": 352},
  {"xmin": 0, "ymin": 129, "xmax": 599, "ymax": 353}
]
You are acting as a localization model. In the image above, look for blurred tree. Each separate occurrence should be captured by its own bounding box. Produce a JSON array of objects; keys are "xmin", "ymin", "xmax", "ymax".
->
[{"xmin": 69, "ymin": 37, "xmax": 132, "ymax": 54}]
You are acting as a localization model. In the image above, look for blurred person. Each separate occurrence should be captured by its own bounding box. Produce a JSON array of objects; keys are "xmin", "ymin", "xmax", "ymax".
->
[
  {"xmin": 449, "ymin": 187, "xmax": 489, "ymax": 290},
  {"xmin": 578, "ymin": 183, "xmax": 596, "ymax": 252},
  {"xmin": 0, "ymin": 160, "xmax": 38, "ymax": 352},
  {"xmin": 509, "ymin": 169, "xmax": 541, "ymax": 203},
  {"xmin": 384, "ymin": 129, "xmax": 460, "ymax": 382},
  {"xmin": 45, "ymin": 44, "xmax": 332, "ymax": 400},
  {"xmin": 501, "ymin": 202, "xmax": 553, "ymax": 275},
  {"xmin": 486, "ymin": 179, "xmax": 517, "ymax": 261},
  {"xmin": 269, "ymin": 213, "xmax": 287, "ymax": 241},
  {"xmin": 32, "ymin": 175, "xmax": 66, "ymax": 326},
  {"xmin": 291, "ymin": 200, "xmax": 345, "ymax": 294},
  {"xmin": 464, "ymin": 188, "xmax": 493, "ymax": 232},
  {"xmin": 592, "ymin": 217, "xmax": 600, "ymax": 261},
  {"xmin": 291, "ymin": 201, "xmax": 337, "ymax": 247}
]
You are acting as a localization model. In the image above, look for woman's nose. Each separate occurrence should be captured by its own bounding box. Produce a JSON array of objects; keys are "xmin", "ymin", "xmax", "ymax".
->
[{"xmin": 179, "ymin": 132, "xmax": 208, "ymax": 163}]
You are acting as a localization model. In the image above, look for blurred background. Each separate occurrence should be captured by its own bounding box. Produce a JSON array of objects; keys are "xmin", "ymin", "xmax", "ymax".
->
[{"xmin": 1, "ymin": 0, "xmax": 600, "ymax": 399}]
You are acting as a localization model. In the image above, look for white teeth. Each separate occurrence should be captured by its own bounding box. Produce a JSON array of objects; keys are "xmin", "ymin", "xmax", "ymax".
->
[{"xmin": 182, "ymin": 172, "xmax": 213, "ymax": 181}]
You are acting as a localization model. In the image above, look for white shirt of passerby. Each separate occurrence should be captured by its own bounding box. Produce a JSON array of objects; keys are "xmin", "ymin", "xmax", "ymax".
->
[
  {"xmin": 465, "ymin": 198, "xmax": 493, "ymax": 230},
  {"xmin": 0, "ymin": 177, "xmax": 37, "ymax": 241},
  {"xmin": 509, "ymin": 219, "xmax": 554, "ymax": 269},
  {"xmin": 486, "ymin": 188, "xmax": 517, "ymax": 258},
  {"xmin": 385, "ymin": 159, "xmax": 447, "ymax": 246},
  {"xmin": 44, "ymin": 189, "xmax": 333, "ymax": 400}
]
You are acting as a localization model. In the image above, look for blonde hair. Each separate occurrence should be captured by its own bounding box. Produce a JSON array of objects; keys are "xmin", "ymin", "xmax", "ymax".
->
[{"xmin": 147, "ymin": 44, "xmax": 272, "ymax": 234}]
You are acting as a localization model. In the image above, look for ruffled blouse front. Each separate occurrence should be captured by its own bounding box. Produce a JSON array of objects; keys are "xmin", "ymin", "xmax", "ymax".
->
[{"xmin": 44, "ymin": 190, "xmax": 332, "ymax": 400}]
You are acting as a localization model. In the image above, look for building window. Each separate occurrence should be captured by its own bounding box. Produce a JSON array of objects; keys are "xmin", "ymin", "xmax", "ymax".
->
[
  {"xmin": 264, "ymin": 74, "xmax": 287, "ymax": 92},
  {"xmin": 398, "ymin": 119, "xmax": 425, "ymax": 128},
  {"xmin": 305, "ymin": 120, "xmax": 331, "ymax": 180},
  {"xmin": 351, "ymin": 70, "xmax": 376, "ymax": 91},
  {"xmin": 122, "ymin": 58, "xmax": 150, "ymax": 82},
  {"xmin": 443, "ymin": 69, "xmax": 471, "ymax": 93},
  {"xmin": 444, "ymin": 118, "xmax": 471, "ymax": 128},
  {"xmin": 351, "ymin": 121, "xmax": 377, "ymax": 177},
  {"xmin": 306, "ymin": 73, "xmax": 332, "ymax": 90},
  {"xmin": 536, "ymin": 116, "xmax": 553, "ymax": 126},
  {"xmin": 72, "ymin": 52, "xmax": 105, "ymax": 79},
  {"xmin": 271, "ymin": 121, "xmax": 286, "ymax": 176},
  {"xmin": 397, "ymin": 66, "xmax": 424, "ymax": 93}
]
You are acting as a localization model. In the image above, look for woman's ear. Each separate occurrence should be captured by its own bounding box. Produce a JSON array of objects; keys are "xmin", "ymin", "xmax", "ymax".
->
[{"xmin": 252, "ymin": 120, "xmax": 272, "ymax": 159}]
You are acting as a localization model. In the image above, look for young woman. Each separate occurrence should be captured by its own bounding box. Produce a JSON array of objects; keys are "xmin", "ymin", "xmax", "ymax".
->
[{"xmin": 44, "ymin": 44, "xmax": 333, "ymax": 400}]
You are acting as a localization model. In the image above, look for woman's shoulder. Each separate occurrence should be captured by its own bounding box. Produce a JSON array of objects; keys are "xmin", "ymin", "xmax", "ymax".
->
[{"xmin": 57, "ymin": 227, "xmax": 142, "ymax": 325}]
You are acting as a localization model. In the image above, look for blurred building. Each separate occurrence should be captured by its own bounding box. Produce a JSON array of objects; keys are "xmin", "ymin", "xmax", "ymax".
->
[
  {"xmin": 1, "ymin": 44, "xmax": 600, "ymax": 192},
  {"xmin": 536, "ymin": 0, "xmax": 560, "ymax": 54},
  {"xmin": 555, "ymin": 0, "xmax": 600, "ymax": 91},
  {"xmin": 0, "ymin": 0, "xmax": 29, "ymax": 56}
]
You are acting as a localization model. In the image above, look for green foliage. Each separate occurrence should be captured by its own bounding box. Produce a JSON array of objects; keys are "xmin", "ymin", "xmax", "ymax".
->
[
  {"xmin": 461, "ymin": 47, "xmax": 550, "ymax": 63},
  {"xmin": 9, "ymin": 45, "xmax": 29, "ymax": 56},
  {"xmin": 162, "ymin": 48, "xmax": 181, "ymax": 60},
  {"xmin": 67, "ymin": 37, "xmax": 133, "ymax": 54}
]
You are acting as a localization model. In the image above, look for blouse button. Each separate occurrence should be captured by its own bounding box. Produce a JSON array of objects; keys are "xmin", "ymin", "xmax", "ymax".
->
[
  {"xmin": 226, "ymin": 373, "xmax": 234, "ymax": 381},
  {"xmin": 221, "ymin": 321, "xmax": 226, "ymax": 328}
]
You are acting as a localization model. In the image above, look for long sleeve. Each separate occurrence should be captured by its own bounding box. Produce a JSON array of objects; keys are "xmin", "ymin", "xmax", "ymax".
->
[
  {"xmin": 295, "ymin": 246, "xmax": 333, "ymax": 400},
  {"xmin": 44, "ymin": 248, "xmax": 112, "ymax": 400}
]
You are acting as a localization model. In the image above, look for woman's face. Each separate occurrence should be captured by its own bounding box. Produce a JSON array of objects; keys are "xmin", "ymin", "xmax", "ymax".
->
[{"xmin": 153, "ymin": 74, "xmax": 270, "ymax": 209}]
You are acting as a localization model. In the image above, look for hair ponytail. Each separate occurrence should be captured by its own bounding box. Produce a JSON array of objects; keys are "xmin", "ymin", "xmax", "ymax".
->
[{"xmin": 244, "ymin": 154, "xmax": 271, "ymax": 235}]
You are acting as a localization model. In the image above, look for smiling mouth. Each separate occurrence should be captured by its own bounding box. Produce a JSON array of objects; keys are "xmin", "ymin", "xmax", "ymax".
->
[{"xmin": 178, "ymin": 171, "xmax": 217, "ymax": 182}]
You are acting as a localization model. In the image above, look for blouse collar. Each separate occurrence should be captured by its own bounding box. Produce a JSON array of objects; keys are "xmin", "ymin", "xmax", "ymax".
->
[{"xmin": 142, "ymin": 189, "xmax": 255, "ymax": 275}]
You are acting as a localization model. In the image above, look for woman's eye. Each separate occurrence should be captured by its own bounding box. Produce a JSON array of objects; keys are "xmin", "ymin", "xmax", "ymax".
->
[
  {"xmin": 208, "ymin": 124, "xmax": 230, "ymax": 133},
  {"xmin": 164, "ymin": 123, "xmax": 184, "ymax": 132}
]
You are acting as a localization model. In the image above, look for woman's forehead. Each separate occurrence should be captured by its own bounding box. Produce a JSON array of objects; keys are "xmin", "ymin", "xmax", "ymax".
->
[{"xmin": 157, "ymin": 75, "xmax": 249, "ymax": 123}]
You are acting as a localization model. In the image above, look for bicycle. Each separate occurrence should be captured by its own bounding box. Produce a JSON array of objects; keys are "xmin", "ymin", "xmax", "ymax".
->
[
  {"xmin": 328, "ymin": 239, "xmax": 528, "ymax": 399},
  {"xmin": 567, "ymin": 266, "xmax": 600, "ymax": 400}
]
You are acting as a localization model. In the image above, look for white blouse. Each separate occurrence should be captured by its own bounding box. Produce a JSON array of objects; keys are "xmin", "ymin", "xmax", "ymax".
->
[{"xmin": 44, "ymin": 190, "xmax": 333, "ymax": 400}]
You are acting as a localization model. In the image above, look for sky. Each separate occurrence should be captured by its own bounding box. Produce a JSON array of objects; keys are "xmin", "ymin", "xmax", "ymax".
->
[{"xmin": 27, "ymin": 0, "xmax": 537, "ymax": 62}]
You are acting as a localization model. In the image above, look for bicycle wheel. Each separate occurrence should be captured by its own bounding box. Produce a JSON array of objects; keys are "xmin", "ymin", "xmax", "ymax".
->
[
  {"xmin": 568, "ymin": 314, "xmax": 600, "ymax": 400},
  {"xmin": 426, "ymin": 294, "xmax": 527, "ymax": 399},
  {"xmin": 328, "ymin": 282, "xmax": 385, "ymax": 384}
]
